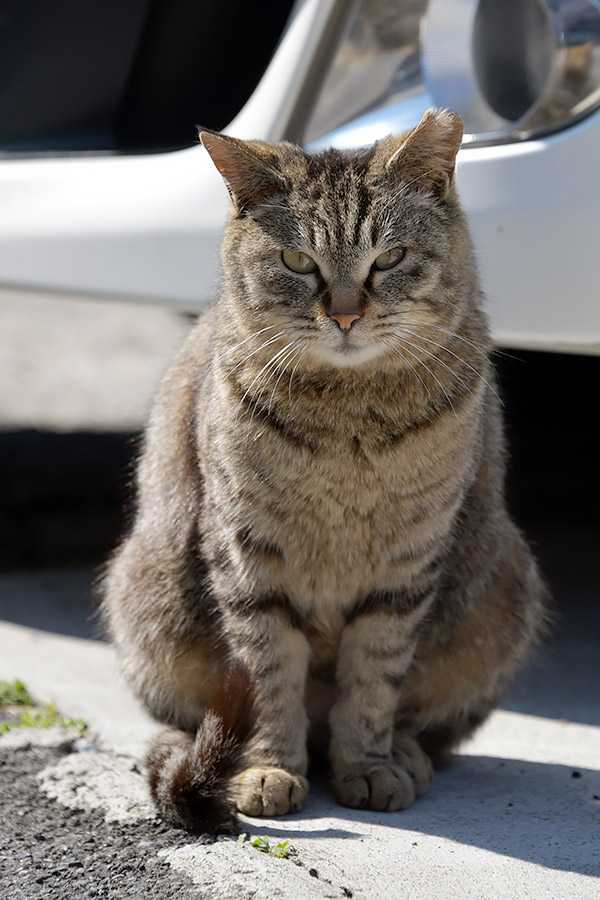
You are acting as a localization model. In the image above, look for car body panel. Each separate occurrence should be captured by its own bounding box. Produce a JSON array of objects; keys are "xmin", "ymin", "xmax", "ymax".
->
[{"xmin": 0, "ymin": 0, "xmax": 598, "ymax": 353}]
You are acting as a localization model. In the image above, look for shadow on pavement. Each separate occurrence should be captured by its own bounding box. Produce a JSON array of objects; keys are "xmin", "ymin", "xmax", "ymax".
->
[
  {"xmin": 0, "ymin": 428, "xmax": 139, "ymax": 571},
  {"xmin": 0, "ymin": 568, "xmax": 103, "ymax": 641},
  {"xmin": 275, "ymin": 755, "xmax": 600, "ymax": 877}
]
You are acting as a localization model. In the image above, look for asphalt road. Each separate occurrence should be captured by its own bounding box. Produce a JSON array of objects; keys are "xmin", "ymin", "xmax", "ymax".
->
[{"xmin": 0, "ymin": 740, "xmax": 208, "ymax": 900}]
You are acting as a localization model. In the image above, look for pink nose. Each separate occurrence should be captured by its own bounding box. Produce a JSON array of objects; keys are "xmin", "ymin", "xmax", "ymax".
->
[{"xmin": 329, "ymin": 312, "xmax": 361, "ymax": 331}]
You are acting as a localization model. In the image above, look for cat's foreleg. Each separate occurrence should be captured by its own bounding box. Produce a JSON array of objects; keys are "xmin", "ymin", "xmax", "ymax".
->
[
  {"xmin": 223, "ymin": 599, "xmax": 311, "ymax": 816},
  {"xmin": 329, "ymin": 594, "xmax": 434, "ymax": 811}
]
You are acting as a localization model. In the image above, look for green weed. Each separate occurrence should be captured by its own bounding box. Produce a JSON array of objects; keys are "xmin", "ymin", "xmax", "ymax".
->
[
  {"xmin": 251, "ymin": 836, "xmax": 293, "ymax": 858},
  {"xmin": 0, "ymin": 679, "xmax": 35, "ymax": 707},
  {"xmin": 0, "ymin": 681, "xmax": 86, "ymax": 736}
]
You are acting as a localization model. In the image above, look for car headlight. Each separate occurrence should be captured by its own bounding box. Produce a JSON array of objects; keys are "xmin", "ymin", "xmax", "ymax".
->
[{"xmin": 304, "ymin": 0, "xmax": 600, "ymax": 149}]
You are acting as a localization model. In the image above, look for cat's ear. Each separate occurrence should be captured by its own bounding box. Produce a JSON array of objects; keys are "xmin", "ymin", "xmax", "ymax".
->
[
  {"xmin": 199, "ymin": 130, "xmax": 287, "ymax": 214},
  {"xmin": 379, "ymin": 109, "xmax": 463, "ymax": 200}
]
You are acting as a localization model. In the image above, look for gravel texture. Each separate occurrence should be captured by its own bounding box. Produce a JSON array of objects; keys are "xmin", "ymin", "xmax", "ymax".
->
[
  {"xmin": 37, "ymin": 748, "xmax": 156, "ymax": 825},
  {"xmin": 0, "ymin": 742, "xmax": 209, "ymax": 900},
  {"xmin": 0, "ymin": 726, "xmax": 345, "ymax": 900}
]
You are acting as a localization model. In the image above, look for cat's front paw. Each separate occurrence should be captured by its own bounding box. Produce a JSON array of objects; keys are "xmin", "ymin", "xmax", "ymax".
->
[
  {"xmin": 392, "ymin": 735, "xmax": 435, "ymax": 797},
  {"xmin": 332, "ymin": 763, "xmax": 418, "ymax": 812},
  {"xmin": 232, "ymin": 766, "xmax": 308, "ymax": 817}
]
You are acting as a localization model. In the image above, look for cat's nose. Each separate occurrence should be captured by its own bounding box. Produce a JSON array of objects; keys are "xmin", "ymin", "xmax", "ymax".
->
[
  {"xmin": 329, "ymin": 312, "xmax": 362, "ymax": 332},
  {"xmin": 326, "ymin": 289, "xmax": 364, "ymax": 331}
]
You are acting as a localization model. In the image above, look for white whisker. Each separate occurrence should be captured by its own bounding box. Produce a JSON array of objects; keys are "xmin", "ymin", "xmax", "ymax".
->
[
  {"xmin": 405, "ymin": 320, "xmax": 517, "ymax": 360},
  {"xmin": 399, "ymin": 327, "xmax": 501, "ymax": 404},
  {"xmin": 398, "ymin": 330, "xmax": 478, "ymax": 398},
  {"xmin": 233, "ymin": 340, "xmax": 296, "ymax": 425},
  {"xmin": 223, "ymin": 331, "xmax": 289, "ymax": 382},
  {"xmin": 382, "ymin": 338, "xmax": 431, "ymax": 401},
  {"xmin": 398, "ymin": 320, "xmax": 489, "ymax": 357},
  {"xmin": 386, "ymin": 335, "xmax": 458, "ymax": 417},
  {"xmin": 267, "ymin": 342, "xmax": 305, "ymax": 415},
  {"xmin": 242, "ymin": 341, "xmax": 302, "ymax": 450},
  {"xmin": 210, "ymin": 324, "xmax": 278, "ymax": 368},
  {"xmin": 288, "ymin": 342, "xmax": 310, "ymax": 404}
]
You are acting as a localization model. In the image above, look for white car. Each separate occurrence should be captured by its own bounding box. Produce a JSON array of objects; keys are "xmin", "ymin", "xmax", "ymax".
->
[{"xmin": 1, "ymin": 0, "xmax": 599, "ymax": 355}]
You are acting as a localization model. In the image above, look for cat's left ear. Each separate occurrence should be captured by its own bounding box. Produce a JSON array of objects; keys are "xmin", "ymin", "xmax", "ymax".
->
[
  {"xmin": 199, "ymin": 130, "xmax": 287, "ymax": 214},
  {"xmin": 379, "ymin": 109, "xmax": 463, "ymax": 200}
]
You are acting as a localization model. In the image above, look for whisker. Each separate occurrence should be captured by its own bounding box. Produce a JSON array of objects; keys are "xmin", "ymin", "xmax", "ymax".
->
[
  {"xmin": 288, "ymin": 342, "xmax": 310, "ymax": 404},
  {"xmin": 382, "ymin": 338, "xmax": 431, "ymax": 400},
  {"xmin": 210, "ymin": 324, "xmax": 278, "ymax": 367},
  {"xmin": 402, "ymin": 319, "xmax": 518, "ymax": 360},
  {"xmin": 223, "ymin": 331, "xmax": 289, "ymax": 382},
  {"xmin": 399, "ymin": 327, "xmax": 501, "ymax": 404},
  {"xmin": 243, "ymin": 341, "xmax": 303, "ymax": 450},
  {"xmin": 386, "ymin": 335, "xmax": 458, "ymax": 418},
  {"xmin": 233, "ymin": 341, "xmax": 296, "ymax": 424},
  {"xmin": 267, "ymin": 342, "xmax": 305, "ymax": 415},
  {"xmin": 398, "ymin": 332, "xmax": 476, "ymax": 402},
  {"xmin": 398, "ymin": 319, "xmax": 489, "ymax": 357},
  {"xmin": 259, "ymin": 202, "xmax": 291, "ymax": 213}
]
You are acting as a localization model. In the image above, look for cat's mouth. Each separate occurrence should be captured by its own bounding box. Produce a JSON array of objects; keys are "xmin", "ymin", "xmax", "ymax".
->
[
  {"xmin": 337, "ymin": 342, "xmax": 367, "ymax": 359},
  {"xmin": 336, "ymin": 329, "xmax": 378, "ymax": 356},
  {"xmin": 310, "ymin": 331, "xmax": 383, "ymax": 367},
  {"xmin": 337, "ymin": 333, "xmax": 362, "ymax": 353}
]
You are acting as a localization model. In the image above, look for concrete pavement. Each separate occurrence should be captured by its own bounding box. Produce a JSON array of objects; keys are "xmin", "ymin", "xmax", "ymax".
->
[{"xmin": 1, "ymin": 566, "xmax": 598, "ymax": 900}]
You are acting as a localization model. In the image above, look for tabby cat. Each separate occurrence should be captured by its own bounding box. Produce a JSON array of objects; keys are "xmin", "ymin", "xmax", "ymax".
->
[{"xmin": 102, "ymin": 109, "xmax": 548, "ymax": 831}]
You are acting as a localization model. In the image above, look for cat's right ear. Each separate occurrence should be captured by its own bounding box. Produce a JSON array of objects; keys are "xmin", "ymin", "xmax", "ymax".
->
[
  {"xmin": 375, "ymin": 109, "xmax": 463, "ymax": 200},
  {"xmin": 199, "ymin": 130, "xmax": 287, "ymax": 214}
]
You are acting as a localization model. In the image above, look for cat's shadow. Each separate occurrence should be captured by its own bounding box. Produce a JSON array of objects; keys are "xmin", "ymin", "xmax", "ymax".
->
[{"xmin": 244, "ymin": 755, "xmax": 599, "ymax": 877}]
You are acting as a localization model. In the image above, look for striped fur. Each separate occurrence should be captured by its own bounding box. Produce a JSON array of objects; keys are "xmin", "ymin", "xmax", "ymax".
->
[{"xmin": 102, "ymin": 110, "xmax": 549, "ymax": 830}]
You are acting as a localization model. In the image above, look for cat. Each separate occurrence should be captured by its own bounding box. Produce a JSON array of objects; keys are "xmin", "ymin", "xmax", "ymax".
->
[{"xmin": 101, "ymin": 109, "xmax": 549, "ymax": 832}]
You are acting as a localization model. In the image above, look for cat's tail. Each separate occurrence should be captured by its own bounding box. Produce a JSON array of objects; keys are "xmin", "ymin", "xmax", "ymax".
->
[{"xmin": 146, "ymin": 664, "xmax": 255, "ymax": 832}]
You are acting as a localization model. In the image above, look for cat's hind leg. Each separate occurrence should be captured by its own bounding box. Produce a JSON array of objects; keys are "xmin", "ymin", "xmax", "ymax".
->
[
  {"xmin": 416, "ymin": 711, "xmax": 490, "ymax": 768},
  {"xmin": 406, "ymin": 529, "xmax": 549, "ymax": 767}
]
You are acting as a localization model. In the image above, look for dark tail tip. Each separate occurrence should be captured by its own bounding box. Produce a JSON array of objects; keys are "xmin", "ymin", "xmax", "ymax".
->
[{"xmin": 146, "ymin": 663, "xmax": 255, "ymax": 832}]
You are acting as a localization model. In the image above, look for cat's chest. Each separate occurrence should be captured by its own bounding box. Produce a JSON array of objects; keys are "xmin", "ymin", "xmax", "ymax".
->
[{"xmin": 234, "ymin": 405, "xmax": 478, "ymax": 609}]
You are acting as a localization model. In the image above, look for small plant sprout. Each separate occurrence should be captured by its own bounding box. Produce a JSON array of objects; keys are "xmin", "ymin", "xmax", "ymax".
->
[
  {"xmin": 0, "ymin": 680, "xmax": 35, "ymax": 707},
  {"xmin": 0, "ymin": 681, "xmax": 86, "ymax": 736},
  {"xmin": 252, "ymin": 836, "xmax": 271, "ymax": 853},
  {"xmin": 273, "ymin": 841, "xmax": 291, "ymax": 859},
  {"xmin": 251, "ymin": 836, "xmax": 293, "ymax": 858}
]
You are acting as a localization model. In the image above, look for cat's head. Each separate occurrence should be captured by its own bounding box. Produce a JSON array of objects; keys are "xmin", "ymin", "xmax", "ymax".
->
[{"xmin": 201, "ymin": 109, "xmax": 475, "ymax": 370}]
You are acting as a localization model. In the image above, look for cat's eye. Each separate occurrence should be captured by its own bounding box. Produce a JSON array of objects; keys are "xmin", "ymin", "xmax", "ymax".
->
[
  {"xmin": 373, "ymin": 248, "xmax": 406, "ymax": 270},
  {"xmin": 282, "ymin": 250, "xmax": 318, "ymax": 274}
]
